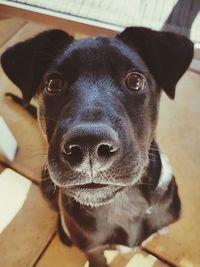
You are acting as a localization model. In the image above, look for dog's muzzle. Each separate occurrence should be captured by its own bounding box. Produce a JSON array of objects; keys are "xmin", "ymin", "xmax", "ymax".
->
[{"xmin": 53, "ymin": 123, "xmax": 122, "ymax": 206}]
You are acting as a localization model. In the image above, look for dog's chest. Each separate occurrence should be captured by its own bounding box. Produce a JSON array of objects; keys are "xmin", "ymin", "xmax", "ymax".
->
[
  {"xmin": 60, "ymin": 188, "xmax": 150, "ymax": 249},
  {"xmin": 95, "ymin": 189, "xmax": 149, "ymax": 246}
]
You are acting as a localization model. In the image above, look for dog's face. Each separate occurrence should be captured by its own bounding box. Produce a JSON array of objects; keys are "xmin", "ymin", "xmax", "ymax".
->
[
  {"xmin": 38, "ymin": 37, "xmax": 158, "ymax": 206},
  {"xmin": 1, "ymin": 27, "xmax": 193, "ymax": 207}
]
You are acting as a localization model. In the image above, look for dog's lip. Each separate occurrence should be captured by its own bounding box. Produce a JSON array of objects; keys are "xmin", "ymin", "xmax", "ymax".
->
[{"xmin": 67, "ymin": 183, "xmax": 110, "ymax": 190}]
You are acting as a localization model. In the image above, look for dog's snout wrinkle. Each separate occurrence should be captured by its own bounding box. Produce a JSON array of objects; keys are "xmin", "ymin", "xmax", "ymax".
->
[{"xmin": 61, "ymin": 123, "xmax": 121, "ymax": 173}]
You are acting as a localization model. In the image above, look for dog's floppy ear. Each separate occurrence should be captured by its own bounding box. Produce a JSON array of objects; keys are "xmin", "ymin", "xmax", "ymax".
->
[
  {"xmin": 1, "ymin": 30, "xmax": 74, "ymax": 104},
  {"xmin": 117, "ymin": 27, "xmax": 193, "ymax": 99}
]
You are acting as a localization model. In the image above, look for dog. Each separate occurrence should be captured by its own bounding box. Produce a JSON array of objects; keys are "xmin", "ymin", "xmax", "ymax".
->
[{"xmin": 1, "ymin": 27, "xmax": 193, "ymax": 267}]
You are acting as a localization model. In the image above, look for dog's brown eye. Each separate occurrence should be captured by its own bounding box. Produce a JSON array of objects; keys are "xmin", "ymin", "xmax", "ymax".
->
[
  {"xmin": 125, "ymin": 72, "xmax": 146, "ymax": 91},
  {"xmin": 45, "ymin": 76, "xmax": 65, "ymax": 94}
]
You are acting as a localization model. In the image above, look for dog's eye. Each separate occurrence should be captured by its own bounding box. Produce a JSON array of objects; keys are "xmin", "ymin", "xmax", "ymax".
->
[
  {"xmin": 125, "ymin": 72, "xmax": 146, "ymax": 91},
  {"xmin": 45, "ymin": 76, "xmax": 65, "ymax": 94}
]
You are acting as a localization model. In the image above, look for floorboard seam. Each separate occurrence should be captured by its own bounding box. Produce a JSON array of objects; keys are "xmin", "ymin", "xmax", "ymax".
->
[
  {"xmin": 0, "ymin": 21, "xmax": 28, "ymax": 50},
  {"xmin": 0, "ymin": 161, "xmax": 39, "ymax": 185},
  {"xmin": 32, "ymin": 231, "xmax": 57, "ymax": 267},
  {"xmin": 142, "ymin": 247, "xmax": 178, "ymax": 267},
  {"xmin": 189, "ymin": 68, "xmax": 200, "ymax": 75}
]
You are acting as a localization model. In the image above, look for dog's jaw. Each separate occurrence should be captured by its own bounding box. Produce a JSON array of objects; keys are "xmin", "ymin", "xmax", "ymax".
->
[{"xmin": 64, "ymin": 185, "xmax": 123, "ymax": 207}]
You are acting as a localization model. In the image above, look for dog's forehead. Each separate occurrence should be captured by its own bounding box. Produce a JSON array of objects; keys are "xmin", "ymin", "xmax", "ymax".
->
[
  {"xmin": 64, "ymin": 37, "xmax": 128, "ymax": 56},
  {"xmin": 57, "ymin": 37, "xmax": 145, "ymax": 70}
]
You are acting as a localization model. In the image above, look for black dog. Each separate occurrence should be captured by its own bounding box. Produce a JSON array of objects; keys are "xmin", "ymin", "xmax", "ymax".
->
[{"xmin": 1, "ymin": 27, "xmax": 193, "ymax": 267}]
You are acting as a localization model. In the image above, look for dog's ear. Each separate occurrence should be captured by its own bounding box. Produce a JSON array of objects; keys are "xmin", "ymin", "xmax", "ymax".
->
[
  {"xmin": 1, "ymin": 30, "xmax": 74, "ymax": 104},
  {"xmin": 117, "ymin": 27, "xmax": 193, "ymax": 99}
]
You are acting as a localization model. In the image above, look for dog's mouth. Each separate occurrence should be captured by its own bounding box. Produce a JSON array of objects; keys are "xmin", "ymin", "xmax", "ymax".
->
[
  {"xmin": 47, "ymin": 147, "xmax": 147, "ymax": 207},
  {"xmin": 48, "ymin": 158, "xmax": 146, "ymax": 207},
  {"xmin": 62, "ymin": 182, "xmax": 123, "ymax": 207},
  {"xmin": 68, "ymin": 183, "xmax": 110, "ymax": 190}
]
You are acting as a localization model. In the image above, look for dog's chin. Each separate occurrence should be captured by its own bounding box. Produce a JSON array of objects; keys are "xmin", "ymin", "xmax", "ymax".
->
[{"xmin": 63, "ymin": 185, "xmax": 123, "ymax": 207}]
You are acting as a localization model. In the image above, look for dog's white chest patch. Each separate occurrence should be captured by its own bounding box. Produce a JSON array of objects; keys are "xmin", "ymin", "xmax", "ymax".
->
[
  {"xmin": 145, "ymin": 206, "xmax": 153, "ymax": 215},
  {"xmin": 58, "ymin": 192, "xmax": 71, "ymax": 237},
  {"xmin": 157, "ymin": 153, "xmax": 173, "ymax": 191}
]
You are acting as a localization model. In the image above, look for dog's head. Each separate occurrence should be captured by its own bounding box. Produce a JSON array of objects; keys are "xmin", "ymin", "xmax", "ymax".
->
[{"xmin": 1, "ymin": 27, "xmax": 193, "ymax": 207}]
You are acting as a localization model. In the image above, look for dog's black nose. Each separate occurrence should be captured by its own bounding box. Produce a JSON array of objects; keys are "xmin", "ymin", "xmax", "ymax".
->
[{"xmin": 61, "ymin": 123, "xmax": 120, "ymax": 171}]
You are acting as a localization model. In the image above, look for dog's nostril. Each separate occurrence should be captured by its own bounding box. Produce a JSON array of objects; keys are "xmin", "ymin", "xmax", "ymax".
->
[
  {"xmin": 63, "ymin": 144, "xmax": 83, "ymax": 164},
  {"xmin": 64, "ymin": 144, "xmax": 78, "ymax": 155},
  {"xmin": 97, "ymin": 144, "xmax": 119, "ymax": 158}
]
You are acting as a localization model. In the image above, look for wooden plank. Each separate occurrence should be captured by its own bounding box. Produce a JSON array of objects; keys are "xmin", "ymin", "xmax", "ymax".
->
[
  {"xmin": 190, "ymin": 59, "xmax": 200, "ymax": 75},
  {"xmin": 158, "ymin": 71, "xmax": 200, "ymax": 172},
  {"xmin": 0, "ymin": 69, "xmax": 47, "ymax": 182},
  {"xmin": 0, "ymin": 18, "xmax": 26, "ymax": 47},
  {"xmin": 36, "ymin": 235, "xmax": 168, "ymax": 267},
  {"xmin": 145, "ymin": 71, "xmax": 200, "ymax": 267},
  {"xmin": 0, "ymin": 168, "xmax": 57, "ymax": 267},
  {"xmin": 0, "ymin": 22, "xmax": 53, "ymax": 182}
]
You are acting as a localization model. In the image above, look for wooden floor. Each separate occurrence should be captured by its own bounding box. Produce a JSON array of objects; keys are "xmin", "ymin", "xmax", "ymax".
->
[{"xmin": 0, "ymin": 19, "xmax": 200, "ymax": 267}]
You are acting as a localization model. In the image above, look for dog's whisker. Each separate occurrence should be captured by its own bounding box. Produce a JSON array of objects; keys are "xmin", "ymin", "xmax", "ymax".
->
[
  {"xmin": 149, "ymin": 148, "xmax": 160, "ymax": 152},
  {"xmin": 45, "ymin": 186, "xmax": 57, "ymax": 192},
  {"xmin": 38, "ymin": 116, "xmax": 56, "ymax": 122},
  {"xmin": 147, "ymin": 152, "xmax": 160, "ymax": 158},
  {"xmin": 137, "ymin": 180, "xmax": 153, "ymax": 186},
  {"xmin": 41, "ymin": 177, "xmax": 52, "ymax": 181},
  {"xmin": 38, "ymin": 115, "xmax": 58, "ymax": 123}
]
